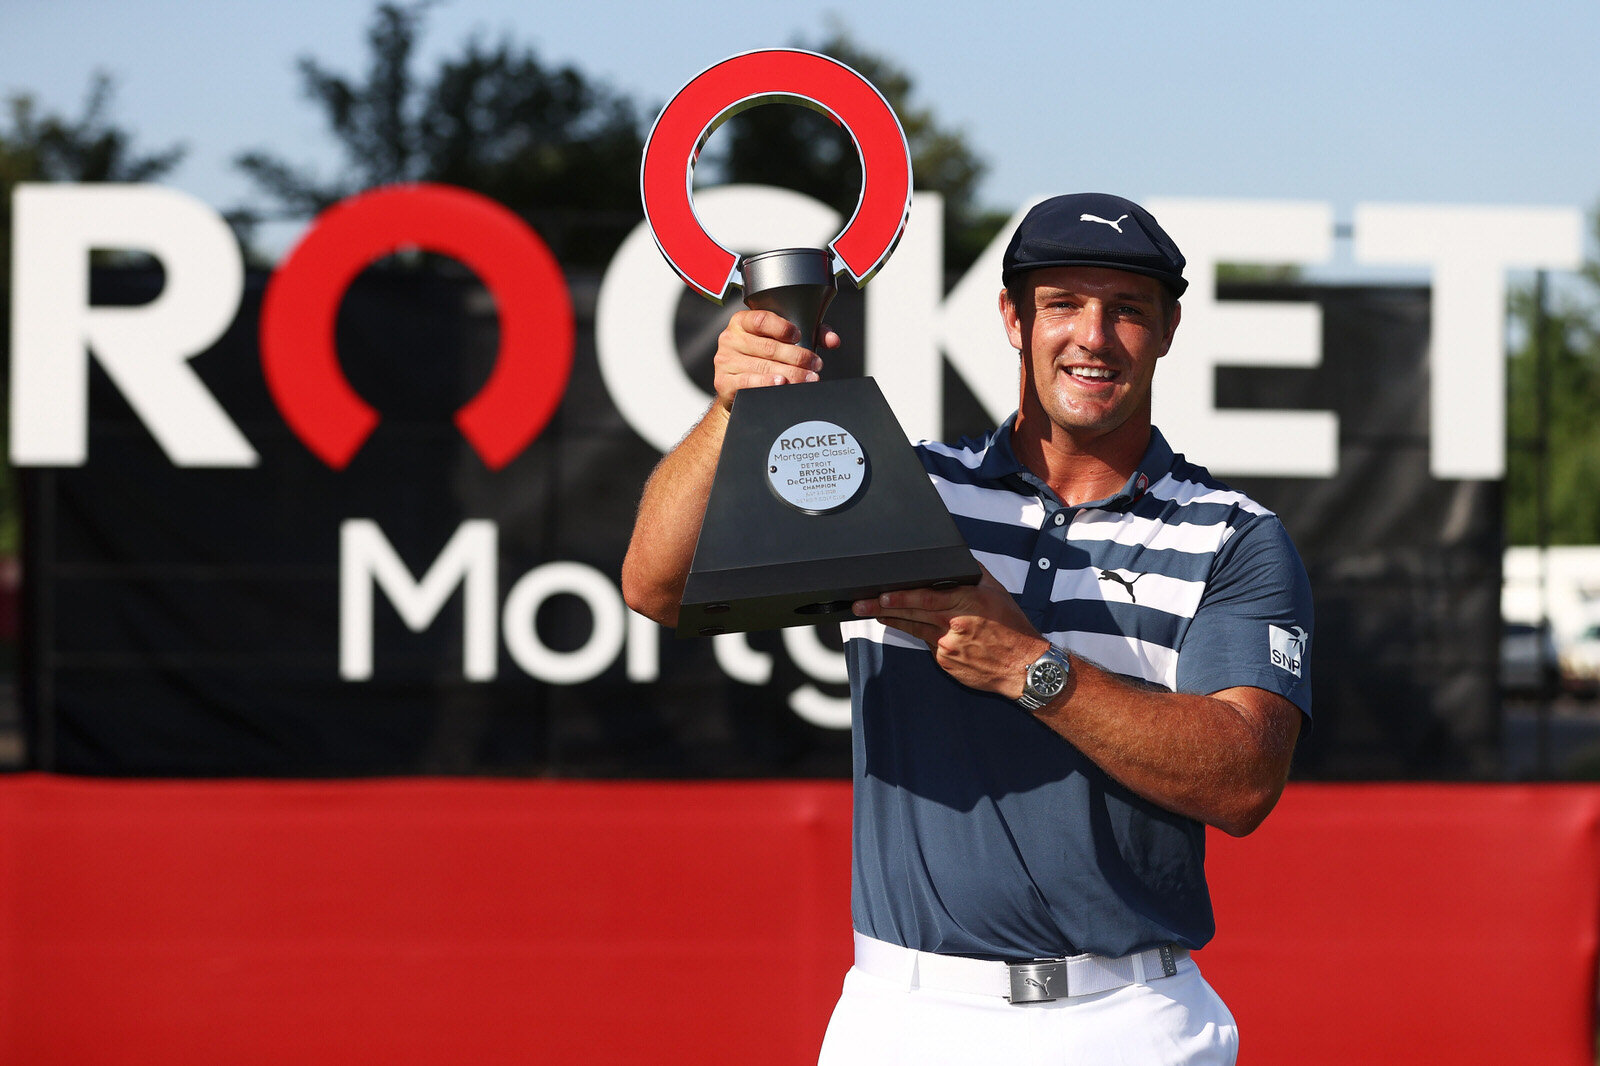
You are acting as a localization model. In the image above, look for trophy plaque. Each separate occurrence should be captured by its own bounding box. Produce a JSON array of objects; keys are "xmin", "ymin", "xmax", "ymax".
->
[{"xmin": 640, "ymin": 49, "xmax": 979, "ymax": 637}]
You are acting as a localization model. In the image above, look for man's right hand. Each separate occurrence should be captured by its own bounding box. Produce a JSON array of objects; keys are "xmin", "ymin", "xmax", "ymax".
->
[
  {"xmin": 712, "ymin": 309, "xmax": 839, "ymax": 410},
  {"xmin": 622, "ymin": 310, "xmax": 840, "ymax": 626}
]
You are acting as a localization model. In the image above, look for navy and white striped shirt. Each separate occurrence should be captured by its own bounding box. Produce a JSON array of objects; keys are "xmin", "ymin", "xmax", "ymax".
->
[{"xmin": 840, "ymin": 421, "xmax": 1313, "ymax": 960}]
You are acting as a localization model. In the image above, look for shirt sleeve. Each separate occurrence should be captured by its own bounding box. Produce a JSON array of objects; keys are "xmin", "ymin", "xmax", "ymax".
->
[{"xmin": 1174, "ymin": 514, "xmax": 1314, "ymax": 716}]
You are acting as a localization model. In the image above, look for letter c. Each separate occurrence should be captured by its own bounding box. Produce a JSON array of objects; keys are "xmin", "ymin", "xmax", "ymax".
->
[
  {"xmin": 260, "ymin": 184, "xmax": 574, "ymax": 469},
  {"xmin": 640, "ymin": 49, "xmax": 912, "ymax": 301}
]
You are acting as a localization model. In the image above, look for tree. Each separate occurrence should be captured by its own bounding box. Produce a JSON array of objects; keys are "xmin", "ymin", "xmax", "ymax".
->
[
  {"xmin": 234, "ymin": 6, "xmax": 1010, "ymax": 275},
  {"xmin": 233, "ymin": 1, "xmax": 646, "ymax": 265},
  {"xmin": 1, "ymin": 73, "xmax": 185, "ymax": 186},
  {"xmin": 2, "ymin": 72, "xmax": 187, "ymax": 280},
  {"xmin": 1505, "ymin": 208, "xmax": 1600, "ymax": 546},
  {"xmin": 0, "ymin": 73, "xmax": 187, "ymax": 556},
  {"xmin": 706, "ymin": 27, "xmax": 1006, "ymax": 274}
]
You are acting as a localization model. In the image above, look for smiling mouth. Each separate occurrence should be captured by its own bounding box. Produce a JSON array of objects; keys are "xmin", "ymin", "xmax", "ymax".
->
[{"xmin": 1065, "ymin": 366, "xmax": 1119, "ymax": 383}]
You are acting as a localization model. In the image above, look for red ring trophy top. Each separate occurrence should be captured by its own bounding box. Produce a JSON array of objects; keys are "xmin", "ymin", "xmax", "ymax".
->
[
  {"xmin": 639, "ymin": 49, "xmax": 978, "ymax": 637},
  {"xmin": 640, "ymin": 48, "xmax": 912, "ymax": 302}
]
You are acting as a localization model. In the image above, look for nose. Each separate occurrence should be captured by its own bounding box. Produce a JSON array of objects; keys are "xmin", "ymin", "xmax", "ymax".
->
[{"xmin": 1074, "ymin": 300, "xmax": 1110, "ymax": 352}]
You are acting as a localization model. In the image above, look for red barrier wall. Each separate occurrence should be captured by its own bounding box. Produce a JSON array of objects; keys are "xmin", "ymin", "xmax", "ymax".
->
[
  {"xmin": 0, "ymin": 778, "xmax": 1595, "ymax": 1065},
  {"xmin": 1201, "ymin": 785, "xmax": 1600, "ymax": 1063}
]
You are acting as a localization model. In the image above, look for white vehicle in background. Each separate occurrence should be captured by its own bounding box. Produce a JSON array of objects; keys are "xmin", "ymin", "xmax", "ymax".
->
[
  {"xmin": 1502, "ymin": 621, "xmax": 1560, "ymax": 696},
  {"xmin": 1503, "ymin": 549, "xmax": 1600, "ymax": 699},
  {"xmin": 1561, "ymin": 618, "xmax": 1600, "ymax": 697}
]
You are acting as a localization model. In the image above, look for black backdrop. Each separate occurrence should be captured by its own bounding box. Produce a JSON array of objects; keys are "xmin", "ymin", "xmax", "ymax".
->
[{"xmin": 18, "ymin": 267, "xmax": 1499, "ymax": 778}]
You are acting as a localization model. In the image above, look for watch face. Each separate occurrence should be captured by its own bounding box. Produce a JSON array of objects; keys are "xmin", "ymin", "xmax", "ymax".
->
[{"xmin": 1030, "ymin": 660, "xmax": 1066, "ymax": 695}]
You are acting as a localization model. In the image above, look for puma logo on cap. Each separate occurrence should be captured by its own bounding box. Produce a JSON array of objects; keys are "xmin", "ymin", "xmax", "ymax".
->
[{"xmin": 1080, "ymin": 212, "xmax": 1130, "ymax": 233}]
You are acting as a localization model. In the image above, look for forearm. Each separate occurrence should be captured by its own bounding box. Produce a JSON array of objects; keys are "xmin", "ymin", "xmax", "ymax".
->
[
  {"xmin": 620, "ymin": 403, "xmax": 729, "ymax": 626},
  {"xmin": 856, "ymin": 574, "xmax": 1301, "ymax": 836},
  {"xmin": 1030, "ymin": 657, "xmax": 1300, "ymax": 836}
]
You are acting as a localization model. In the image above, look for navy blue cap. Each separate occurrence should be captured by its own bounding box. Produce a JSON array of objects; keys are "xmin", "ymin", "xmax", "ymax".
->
[{"xmin": 1001, "ymin": 193, "xmax": 1187, "ymax": 298}]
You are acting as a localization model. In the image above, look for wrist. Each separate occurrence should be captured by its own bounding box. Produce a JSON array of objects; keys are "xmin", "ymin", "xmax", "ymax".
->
[{"xmin": 1017, "ymin": 643, "xmax": 1072, "ymax": 712}]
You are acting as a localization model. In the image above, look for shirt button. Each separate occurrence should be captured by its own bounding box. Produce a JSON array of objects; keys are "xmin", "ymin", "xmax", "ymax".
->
[
  {"xmin": 1037, "ymin": 558, "xmax": 1051, "ymax": 570},
  {"xmin": 1053, "ymin": 513, "xmax": 1066, "ymax": 526}
]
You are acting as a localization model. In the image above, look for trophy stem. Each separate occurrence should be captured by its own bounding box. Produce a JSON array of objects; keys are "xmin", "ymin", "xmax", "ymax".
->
[{"xmin": 739, "ymin": 248, "xmax": 837, "ymax": 352}]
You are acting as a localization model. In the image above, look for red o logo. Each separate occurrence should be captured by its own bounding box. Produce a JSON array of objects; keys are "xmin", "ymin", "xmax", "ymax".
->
[
  {"xmin": 640, "ymin": 49, "xmax": 912, "ymax": 301},
  {"xmin": 260, "ymin": 183, "xmax": 574, "ymax": 469}
]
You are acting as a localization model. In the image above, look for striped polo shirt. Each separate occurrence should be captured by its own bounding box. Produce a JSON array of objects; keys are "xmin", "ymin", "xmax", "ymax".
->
[{"xmin": 839, "ymin": 421, "xmax": 1313, "ymax": 961}]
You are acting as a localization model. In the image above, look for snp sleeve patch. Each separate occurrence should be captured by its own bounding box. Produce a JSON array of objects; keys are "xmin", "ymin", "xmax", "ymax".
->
[{"xmin": 1269, "ymin": 625, "xmax": 1309, "ymax": 677}]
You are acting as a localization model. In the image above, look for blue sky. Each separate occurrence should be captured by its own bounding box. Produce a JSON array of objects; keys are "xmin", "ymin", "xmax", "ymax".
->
[{"xmin": 5, "ymin": 0, "xmax": 1599, "ymax": 268}]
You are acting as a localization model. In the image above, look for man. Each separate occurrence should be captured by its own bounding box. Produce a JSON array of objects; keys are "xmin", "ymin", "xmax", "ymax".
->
[{"xmin": 622, "ymin": 193, "xmax": 1312, "ymax": 1065}]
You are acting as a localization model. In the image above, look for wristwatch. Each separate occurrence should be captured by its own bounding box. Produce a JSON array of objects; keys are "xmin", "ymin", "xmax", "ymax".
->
[{"xmin": 1017, "ymin": 645, "xmax": 1071, "ymax": 711}]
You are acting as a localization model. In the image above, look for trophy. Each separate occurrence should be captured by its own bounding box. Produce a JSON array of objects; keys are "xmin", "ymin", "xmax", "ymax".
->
[{"xmin": 641, "ymin": 49, "xmax": 979, "ymax": 637}]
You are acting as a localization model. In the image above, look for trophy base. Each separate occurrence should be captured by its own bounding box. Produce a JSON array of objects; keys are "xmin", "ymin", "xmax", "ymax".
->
[
  {"xmin": 680, "ymin": 544, "xmax": 980, "ymax": 637},
  {"xmin": 675, "ymin": 377, "xmax": 980, "ymax": 637}
]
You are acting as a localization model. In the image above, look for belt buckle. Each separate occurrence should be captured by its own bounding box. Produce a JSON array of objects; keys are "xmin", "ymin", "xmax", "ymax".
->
[{"xmin": 1007, "ymin": 959, "xmax": 1068, "ymax": 1003}]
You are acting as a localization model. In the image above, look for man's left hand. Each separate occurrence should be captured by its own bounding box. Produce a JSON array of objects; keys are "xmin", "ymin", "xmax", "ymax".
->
[{"xmin": 852, "ymin": 565, "xmax": 1047, "ymax": 700}]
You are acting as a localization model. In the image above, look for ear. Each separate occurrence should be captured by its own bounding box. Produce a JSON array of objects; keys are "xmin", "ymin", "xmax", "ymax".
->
[
  {"xmin": 1157, "ymin": 301, "xmax": 1181, "ymax": 358},
  {"xmin": 999, "ymin": 287, "xmax": 1024, "ymax": 350}
]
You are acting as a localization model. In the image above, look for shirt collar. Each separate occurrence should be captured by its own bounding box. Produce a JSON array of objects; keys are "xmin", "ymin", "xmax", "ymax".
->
[{"xmin": 978, "ymin": 418, "xmax": 1175, "ymax": 512}]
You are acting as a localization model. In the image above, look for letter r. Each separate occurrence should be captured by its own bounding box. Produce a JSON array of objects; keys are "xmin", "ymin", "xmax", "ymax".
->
[{"xmin": 9, "ymin": 184, "xmax": 256, "ymax": 466}]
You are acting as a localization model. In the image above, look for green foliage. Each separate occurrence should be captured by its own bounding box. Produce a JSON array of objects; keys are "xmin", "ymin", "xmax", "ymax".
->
[
  {"xmin": 2, "ymin": 73, "xmax": 187, "ymax": 279},
  {"xmin": 2, "ymin": 72, "xmax": 185, "ymax": 185},
  {"xmin": 233, "ymin": 1, "xmax": 646, "ymax": 265},
  {"xmin": 1505, "ymin": 205, "xmax": 1600, "ymax": 545},
  {"xmin": 1216, "ymin": 262, "xmax": 1304, "ymax": 284},
  {"xmin": 235, "ymin": 1, "xmax": 431, "ymax": 211},
  {"xmin": 234, "ymin": 8, "xmax": 1007, "ymax": 272},
  {"xmin": 708, "ymin": 26, "xmax": 1006, "ymax": 273}
]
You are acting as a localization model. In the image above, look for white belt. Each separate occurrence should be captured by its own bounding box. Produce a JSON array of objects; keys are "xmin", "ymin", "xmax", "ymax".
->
[{"xmin": 853, "ymin": 931, "xmax": 1188, "ymax": 1004}]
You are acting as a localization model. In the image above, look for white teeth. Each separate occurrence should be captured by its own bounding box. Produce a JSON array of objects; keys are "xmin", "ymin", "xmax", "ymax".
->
[{"xmin": 1070, "ymin": 367, "xmax": 1115, "ymax": 380}]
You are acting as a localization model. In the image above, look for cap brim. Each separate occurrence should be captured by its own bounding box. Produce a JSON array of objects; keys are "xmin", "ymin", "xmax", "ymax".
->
[{"xmin": 1002, "ymin": 258, "xmax": 1188, "ymax": 299}]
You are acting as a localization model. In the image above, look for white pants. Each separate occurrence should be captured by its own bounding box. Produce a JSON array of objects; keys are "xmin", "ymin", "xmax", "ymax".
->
[{"xmin": 817, "ymin": 939, "xmax": 1238, "ymax": 1066}]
